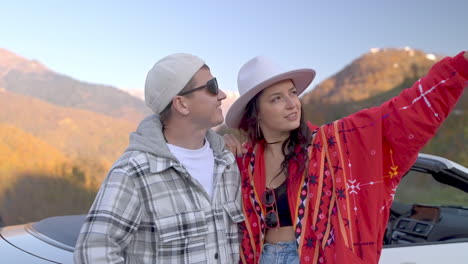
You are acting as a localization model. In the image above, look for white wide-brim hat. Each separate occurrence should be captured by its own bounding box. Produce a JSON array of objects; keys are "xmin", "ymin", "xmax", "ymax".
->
[{"xmin": 225, "ymin": 56, "xmax": 316, "ymax": 128}]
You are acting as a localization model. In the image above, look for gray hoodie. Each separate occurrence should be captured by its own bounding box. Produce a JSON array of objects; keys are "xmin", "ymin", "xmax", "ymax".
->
[{"xmin": 125, "ymin": 114, "xmax": 226, "ymax": 164}]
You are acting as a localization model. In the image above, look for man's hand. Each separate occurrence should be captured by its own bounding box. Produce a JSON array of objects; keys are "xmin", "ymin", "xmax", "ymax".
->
[
  {"xmin": 464, "ymin": 50, "xmax": 468, "ymax": 61},
  {"xmin": 223, "ymin": 134, "xmax": 245, "ymax": 157}
]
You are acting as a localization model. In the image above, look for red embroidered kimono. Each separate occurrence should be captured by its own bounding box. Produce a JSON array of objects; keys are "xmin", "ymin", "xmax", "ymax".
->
[{"xmin": 238, "ymin": 52, "xmax": 468, "ymax": 264}]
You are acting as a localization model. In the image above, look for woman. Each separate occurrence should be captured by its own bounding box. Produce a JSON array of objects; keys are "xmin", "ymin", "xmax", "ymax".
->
[{"xmin": 224, "ymin": 51, "xmax": 468, "ymax": 264}]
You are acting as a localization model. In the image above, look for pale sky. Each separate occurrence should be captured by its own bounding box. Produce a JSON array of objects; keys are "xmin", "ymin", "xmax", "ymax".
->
[{"xmin": 1, "ymin": 0, "xmax": 467, "ymax": 94}]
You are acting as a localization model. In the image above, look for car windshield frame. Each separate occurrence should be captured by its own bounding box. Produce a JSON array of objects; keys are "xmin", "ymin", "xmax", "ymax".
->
[{"xmin": 28, "ymin": 215, "xmax": 85, "ymax": 251}]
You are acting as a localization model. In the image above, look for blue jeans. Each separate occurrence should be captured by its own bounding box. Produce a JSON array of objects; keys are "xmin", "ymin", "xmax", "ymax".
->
[{"xmin": 260, "ymin": 240, "xmax": 299, "ymax": 264}]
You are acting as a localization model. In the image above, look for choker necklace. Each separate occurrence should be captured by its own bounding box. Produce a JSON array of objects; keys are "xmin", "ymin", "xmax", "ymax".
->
[{"xmin": 265, "ymin": 140, "xmax": 284, "ymax": 144}]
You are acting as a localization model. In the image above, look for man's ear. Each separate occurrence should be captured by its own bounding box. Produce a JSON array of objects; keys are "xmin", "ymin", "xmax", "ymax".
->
[{"xmin": 172, "ymin": 96, "xmax": 190, "ymax": 116}]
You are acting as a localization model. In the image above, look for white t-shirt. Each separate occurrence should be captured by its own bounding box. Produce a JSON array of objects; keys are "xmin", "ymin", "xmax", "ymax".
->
[{"xmin": 167, "ymin": 140, "xmax": 215, "ymax": 198}]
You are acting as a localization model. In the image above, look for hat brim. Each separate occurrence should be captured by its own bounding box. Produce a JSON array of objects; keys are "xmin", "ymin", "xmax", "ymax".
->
[{"xmin": 225, "ymin": 68, "xmax": 316, "ymax": 128}]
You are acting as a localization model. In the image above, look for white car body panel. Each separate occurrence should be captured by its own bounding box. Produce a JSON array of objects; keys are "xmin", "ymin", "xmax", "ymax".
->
[
  {"xmin": 0, "ymin": 224, "xmax": 73, "ymax": 263},
  {"xmin": 380, "ymin": 242, "xmax": 468, "ymax": 264}
]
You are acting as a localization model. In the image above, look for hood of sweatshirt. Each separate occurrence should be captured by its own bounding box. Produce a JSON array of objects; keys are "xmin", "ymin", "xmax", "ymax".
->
[{"xmin": 125, "ymin": 114, "xmax": 226, "ymax": 162}]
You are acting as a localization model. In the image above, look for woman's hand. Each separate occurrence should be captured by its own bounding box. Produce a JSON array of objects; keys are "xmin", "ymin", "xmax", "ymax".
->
[{"xmin": 223, "ymin": 134, "xmax": 245, "ymax": 157}]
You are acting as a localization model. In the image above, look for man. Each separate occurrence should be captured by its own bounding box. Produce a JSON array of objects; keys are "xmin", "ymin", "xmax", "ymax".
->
[{"xmin": 74, "ymin": 53, "xmax": 244, "ymax": 264}]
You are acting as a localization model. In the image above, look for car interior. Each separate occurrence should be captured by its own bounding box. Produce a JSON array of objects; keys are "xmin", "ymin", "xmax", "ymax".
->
[{"xmin": 385, "ymin": 201, "xmax": 468, "ymax": 245}]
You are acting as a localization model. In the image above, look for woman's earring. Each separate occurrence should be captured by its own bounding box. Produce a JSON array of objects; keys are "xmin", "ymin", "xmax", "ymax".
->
[{"xmin": 256, "ymin": 122, "xmax": 261, "ymax": 138}]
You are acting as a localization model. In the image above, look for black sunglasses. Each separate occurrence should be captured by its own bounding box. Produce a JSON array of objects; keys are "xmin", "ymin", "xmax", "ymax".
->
[
  {"xmin": 261, "ymin": 189, "xmax": 279, "ymax": 229},
  {"xmin": 178, "ymin": 78, "xmax": 219, "ymax": 96}
]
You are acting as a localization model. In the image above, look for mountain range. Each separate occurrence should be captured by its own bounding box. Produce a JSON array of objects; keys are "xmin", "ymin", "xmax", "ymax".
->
[
  {"xmin": 301, "ymin": 47, "xmax": 438, "ymax": 104},
  {"xmin": 0, "ymin": 48, "xmax": 151, "ymax": 123}
]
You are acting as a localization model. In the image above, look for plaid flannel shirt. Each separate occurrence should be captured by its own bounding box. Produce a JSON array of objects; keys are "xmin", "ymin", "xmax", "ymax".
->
[{"xmin": 74, "ymin": 115, "xmax": 244, "ymax": 264}]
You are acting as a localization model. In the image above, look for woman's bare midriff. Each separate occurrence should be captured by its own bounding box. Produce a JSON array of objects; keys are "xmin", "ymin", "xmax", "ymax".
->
[{"xmin": 265, "ymin": 226, "xmax": 296, "ymax": 244}]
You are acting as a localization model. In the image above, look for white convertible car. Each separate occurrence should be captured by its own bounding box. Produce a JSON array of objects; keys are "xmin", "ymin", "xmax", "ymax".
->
[{"xmin": 1, "ymin": 154, "xmax": 467, "ymax": 263}]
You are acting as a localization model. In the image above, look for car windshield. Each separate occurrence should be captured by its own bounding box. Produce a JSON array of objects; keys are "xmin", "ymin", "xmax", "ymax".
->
[
  {"xmin": 395, "ymin": 170, "xmax": 468, "ymax": 207},
  {"xmin": 31, "ymin": 215, "xmax": 85, "ymax": 248}
]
